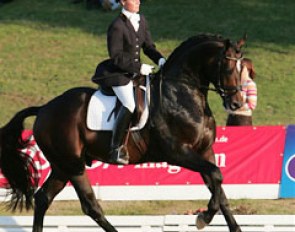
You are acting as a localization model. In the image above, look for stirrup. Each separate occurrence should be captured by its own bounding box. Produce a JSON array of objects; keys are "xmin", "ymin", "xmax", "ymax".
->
[{"xmin": 109, "ymin": 145, "xmax": 129, "ymax": 165}]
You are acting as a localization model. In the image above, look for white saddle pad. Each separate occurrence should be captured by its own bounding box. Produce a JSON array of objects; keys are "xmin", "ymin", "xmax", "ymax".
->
[{"xmin": 87, "ymin": 77, "xmax": 150, "ymax": 131}]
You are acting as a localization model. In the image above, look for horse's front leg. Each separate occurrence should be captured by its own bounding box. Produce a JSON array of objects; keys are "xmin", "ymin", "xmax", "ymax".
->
[
  {"xmin": 200, "ymin": 174, "xmax": 242, "ymax": 232},
  {"xmin": 70, "ymin": 171, "xmax": 117, "ymax": 232},
  {"xmin": 196, "ymin": 165, "xmax": 222, "ymax": 229},
  {"xmin": 220, "ymin": 188, "xmax": 242, "ymax": 232},
  {"xmin": 200, "ymin": 148, "xmax": 242, "ymax": 232},
  {"xmin": 33, "ymin": 170, "xmax": 68, "ymax": 232},
  {"xmin": 172, "ymin": 146, "xmax": 222, "ymax": 229}
]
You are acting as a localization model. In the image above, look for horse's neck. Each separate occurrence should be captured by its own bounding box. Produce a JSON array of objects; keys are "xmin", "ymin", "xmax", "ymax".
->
[
  {"xmin": 163, "ymin": 39, "xmax": 223, "ymax": 86},
  {"xmin": 166, "ymin": 57, "xmax": 211, "ymax": 84},
  {"xmin": 162, "ymin": 62, "xmax": 210, "ymax": 93}
]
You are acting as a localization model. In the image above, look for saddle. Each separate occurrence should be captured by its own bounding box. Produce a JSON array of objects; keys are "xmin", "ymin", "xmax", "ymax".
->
[
  {"xmin": 103, "ymin": 75, "xmax": 148, "ymax": 128},
  {"xmin": 87, "ymin": 75, "xmax": 150, "ymax": 156}
]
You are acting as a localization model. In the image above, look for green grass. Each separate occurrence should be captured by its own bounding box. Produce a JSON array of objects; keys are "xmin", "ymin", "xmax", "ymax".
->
[
  {"xmin": 0, "ymin": 1, "xmax": 295, "ymax": 216},
  {"xmin": 0, "ymin": 0, "xmax": 295, "ymax": 126},
  {"xmin": 0, "ymin": 199, "xmax": 294, "ymax": 215}
]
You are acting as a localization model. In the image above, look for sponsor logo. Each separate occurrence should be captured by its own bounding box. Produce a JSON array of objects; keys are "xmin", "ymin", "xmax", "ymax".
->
[
  {"xmin": 285, "ymin": 154, "xmax": 295, "ymax": 182},
  {"xmin": 215, "ymin": 153, "xmax": 226, "ymax": 167},
  {"xmin": 215, "ymin": 135, "xmax": 228, "ymax": 143}
]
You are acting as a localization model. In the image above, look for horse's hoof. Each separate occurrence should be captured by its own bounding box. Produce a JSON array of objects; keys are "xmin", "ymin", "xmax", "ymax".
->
[{"xmin": 196, "ymin": 213, "xmax": 208, "ymax": 230}]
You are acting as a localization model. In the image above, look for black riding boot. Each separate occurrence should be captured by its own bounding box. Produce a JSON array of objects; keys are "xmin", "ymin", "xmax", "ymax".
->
[{"xmin": 109, "ymin": 106, "xmax": 133, "ymax": 164}]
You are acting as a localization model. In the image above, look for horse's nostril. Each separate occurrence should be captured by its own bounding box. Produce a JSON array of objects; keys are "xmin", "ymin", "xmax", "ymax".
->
[{"xmin": 231, "ymin": 101, "xmax": 242, "ymax": 110}]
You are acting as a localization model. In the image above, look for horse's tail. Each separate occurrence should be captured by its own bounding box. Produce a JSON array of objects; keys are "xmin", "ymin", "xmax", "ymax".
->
[{"xmin": 0, "ymin": 106, "xmax": 41, "ymax": 211}]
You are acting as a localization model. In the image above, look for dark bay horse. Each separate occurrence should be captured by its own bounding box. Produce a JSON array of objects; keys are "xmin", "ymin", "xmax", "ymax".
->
[{"xmin": 0, "ymin": 34, "xmax": 246, "ymax": 232}]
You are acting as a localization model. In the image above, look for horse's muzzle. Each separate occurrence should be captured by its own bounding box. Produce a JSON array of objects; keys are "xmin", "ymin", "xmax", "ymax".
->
[
  {"xmin": 223, "ymin": 97, "xmax": 243, "ymax": 111},
  {"xmin": 229, "ymin": 101, "xmax": 243, "ymax": 111}
]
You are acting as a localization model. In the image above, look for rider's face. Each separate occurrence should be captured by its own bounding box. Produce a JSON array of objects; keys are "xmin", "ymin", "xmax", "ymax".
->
[{"xmin": 122, "ymin": 0, "xmax": 140, "ymax": 13}]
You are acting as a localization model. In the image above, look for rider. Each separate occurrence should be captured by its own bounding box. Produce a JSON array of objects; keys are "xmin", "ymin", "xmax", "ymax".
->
[{"xmin": 93, "ymin": 0, "xmax": 166, "ymax": 165}]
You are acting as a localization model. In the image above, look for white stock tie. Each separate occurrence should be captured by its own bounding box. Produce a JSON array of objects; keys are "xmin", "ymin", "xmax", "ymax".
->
[{"xmin": 129, "ymin": 13, "xmax": 140, "ymax": 32}]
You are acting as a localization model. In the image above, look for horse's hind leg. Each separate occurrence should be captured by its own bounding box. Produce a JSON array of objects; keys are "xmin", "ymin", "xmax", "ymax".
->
[
  {"xmin": 70, "ymin": 171, "xmax": 117, "ymax": 232},
  {"xmin": 33, "ymin": 169, "xmax": 68, "ymax": 232}
]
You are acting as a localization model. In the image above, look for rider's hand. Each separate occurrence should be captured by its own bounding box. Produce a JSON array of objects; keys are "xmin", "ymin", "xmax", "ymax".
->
[
  {"xmin": 140, "ymin": 64, "xmax": 154, "ymax": 75},
  {"xmin": 158, "ymin": 58, "xmax": 166, "ymax": 68}
]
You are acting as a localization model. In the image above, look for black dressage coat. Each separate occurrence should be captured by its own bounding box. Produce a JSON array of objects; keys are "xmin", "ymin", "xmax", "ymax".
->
[{"xmin": 92, "ymin": 13, "xmax": 163, "ymax": 87}]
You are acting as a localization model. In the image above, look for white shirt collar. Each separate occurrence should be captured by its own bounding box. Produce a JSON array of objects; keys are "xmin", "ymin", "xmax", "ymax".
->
[{"xmin": 122, "ymin": 8, "xmax": 140, "ymax": 21}]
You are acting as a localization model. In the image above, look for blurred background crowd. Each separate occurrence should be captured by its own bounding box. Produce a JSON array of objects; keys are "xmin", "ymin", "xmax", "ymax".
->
[{"xmin": 0, "ymin": 0, "xmax": 121, "ymax": 10}]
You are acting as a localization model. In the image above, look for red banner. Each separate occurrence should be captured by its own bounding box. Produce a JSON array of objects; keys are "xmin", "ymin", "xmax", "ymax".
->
[{"xmin": 0, "ymin": 126, "xmax": 285, "ymax": 187}]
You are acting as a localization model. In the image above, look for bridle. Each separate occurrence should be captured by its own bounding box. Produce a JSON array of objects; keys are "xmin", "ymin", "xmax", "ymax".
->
[
  {"xmin": 158, "ymin": 40, "xmax": 244, "ymax": 103},
  {"xmin": 204, "ymin": 54, "xmax": 244, "ymax": 99}
]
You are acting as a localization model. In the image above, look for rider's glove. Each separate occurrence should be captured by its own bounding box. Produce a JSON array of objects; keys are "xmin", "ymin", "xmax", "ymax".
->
[
  {"xmin": 140, "ymin": 64, "xmax": 154, "ymax": 75},
  {"xmin": 158, "ymin": 58, "xmax": 166, "ymax": 68}
]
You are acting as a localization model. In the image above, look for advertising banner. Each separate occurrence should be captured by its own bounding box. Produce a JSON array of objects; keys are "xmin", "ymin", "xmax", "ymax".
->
[
  {"xmin": 280, "ymin": 125, "xmax": 295, "ymax": 198},
  {"xmin": 0, "ymin": 126, "xmax": 285, "ymax": 188}
]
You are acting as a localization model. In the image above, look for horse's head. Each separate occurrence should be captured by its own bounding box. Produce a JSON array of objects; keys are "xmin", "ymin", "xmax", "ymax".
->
[
  {"xmin": 161, "ymin": 34, "xmax": 246, "ymax": 111},
  {"xmin": 217, "ymin": 34, "xmax": 246, "ymax": 111}
]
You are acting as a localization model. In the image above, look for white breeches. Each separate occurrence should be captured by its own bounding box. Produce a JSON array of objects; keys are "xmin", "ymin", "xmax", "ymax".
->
[{"xmin": 112, "ymin": 81, "xmax": 135, "ymax": 113}]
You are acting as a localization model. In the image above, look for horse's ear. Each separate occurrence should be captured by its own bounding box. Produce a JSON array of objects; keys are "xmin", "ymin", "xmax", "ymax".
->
[{"xmin": 237, "ymin": 33, "xmax": 247, "ymax": 49}]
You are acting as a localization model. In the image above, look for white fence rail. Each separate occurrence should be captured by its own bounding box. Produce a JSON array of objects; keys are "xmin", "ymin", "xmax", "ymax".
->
[{"xmin": 0, "ymin": 215, "xmax": 294, "ymax": 232}]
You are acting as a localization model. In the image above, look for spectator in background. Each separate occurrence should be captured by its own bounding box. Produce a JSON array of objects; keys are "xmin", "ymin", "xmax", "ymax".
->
[
  {"xmin": 100, "ymin": 0, "xmax": 120, "ymax": 10},
  {"xmin": 72, "ymin": 0, "xmax": 120, "ymax": 11},
  {"xmin": 226, "ymin": 58, "xmax": 257, "ymax": 126}
]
